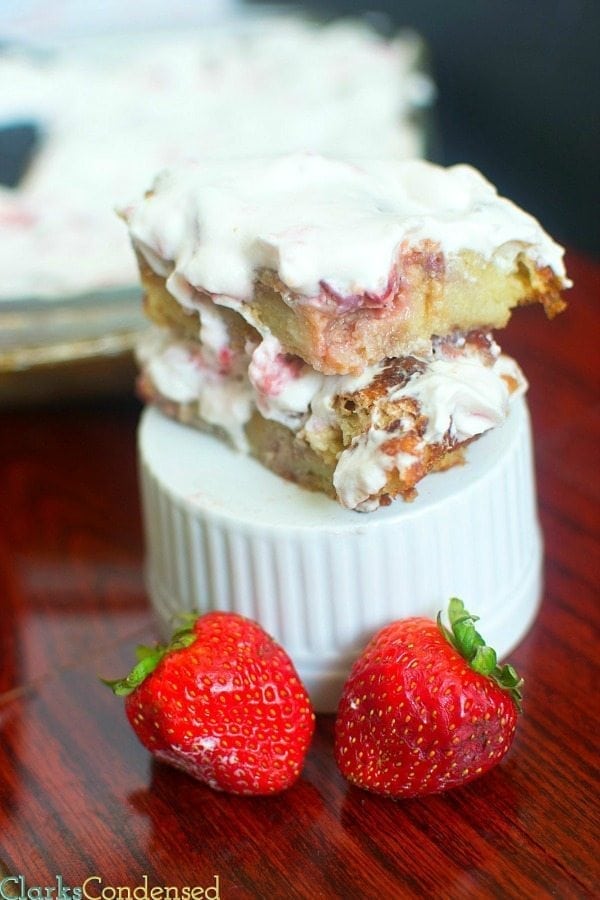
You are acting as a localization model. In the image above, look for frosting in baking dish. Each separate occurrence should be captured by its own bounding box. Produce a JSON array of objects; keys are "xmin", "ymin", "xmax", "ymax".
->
[
  {"xmin": 0, "ymin": 18, "xmax": 432, "ymax": 299},
  {"xmin": 128, "ymin": 154, "xmax": 568, "ymax": 307}
]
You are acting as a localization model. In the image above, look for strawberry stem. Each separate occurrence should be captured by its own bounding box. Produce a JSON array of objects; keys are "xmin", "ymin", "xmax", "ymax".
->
[
  {"xmin": 101, "ymin": 618, "xmax": 198, "ymax": 697},
  {"xmin": 437, "ymin": 598, "xmax": 524, "ymax": 711}
]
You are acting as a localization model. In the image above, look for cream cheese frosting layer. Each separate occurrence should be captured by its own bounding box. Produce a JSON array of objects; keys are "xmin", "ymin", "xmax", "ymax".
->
[{"xmin": 126, "ymin": 155, "xmax": 568, "ymax": 306}]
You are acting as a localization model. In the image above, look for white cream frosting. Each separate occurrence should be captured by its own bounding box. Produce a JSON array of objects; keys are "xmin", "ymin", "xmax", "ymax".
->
[
  {"xmin": 136, "ymin": 328, "xmax": 253, "ymax": 451},
  {"xmin": 333, "ymin": 351, "xmax": 526, "ymax": 511},
  {"xmin": 127, "ymin": 155, "xmax": 568, "ymax": 307},
  {"xmin": 401, "ymin": 357, "xmax": 513, "ymax": 442},
  {"xmin": 0, "ymin": 17, "xmax": 432, "ymax": 300},
  {"xmin": 333, "ymin": 429, "xmax": 402, "ymax": 513},
  {"xmin": 138, "ymin": 316, "xmax": 526, "ymax": 510},
  {"xmin": 248, "ymin": 335, "xmax": 323, "ymax": 430}
]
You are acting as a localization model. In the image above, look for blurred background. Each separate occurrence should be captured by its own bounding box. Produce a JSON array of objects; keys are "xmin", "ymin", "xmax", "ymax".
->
[{"xmin": 256, "ymin": 0, "xmax": 599, "ymax": 257}]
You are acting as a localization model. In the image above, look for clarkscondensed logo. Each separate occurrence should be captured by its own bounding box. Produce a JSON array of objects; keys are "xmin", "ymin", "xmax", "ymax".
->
[{"xmin": 0, "ymin": 876, "xmax": 220, "ymax": 900}]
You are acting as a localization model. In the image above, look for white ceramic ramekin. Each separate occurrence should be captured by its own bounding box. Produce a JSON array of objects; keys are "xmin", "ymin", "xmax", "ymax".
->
[{"xmin": 138, "ymin": 396, "xmax": 542, "ymax": 712}]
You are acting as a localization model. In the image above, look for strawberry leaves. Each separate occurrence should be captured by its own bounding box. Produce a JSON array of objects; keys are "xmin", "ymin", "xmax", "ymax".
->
[
  {"xmin": 437, "ymin": 597, "xmax": 524, "ymax": 710},
  {"xmin": 102, "ymin": 619, "xmax": 198, "ymax": 697}
]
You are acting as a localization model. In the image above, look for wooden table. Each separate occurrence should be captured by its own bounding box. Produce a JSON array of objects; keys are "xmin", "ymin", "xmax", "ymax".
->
[{"xmin": 0, "ymin": 252, "xmax": 598, "ymax": 898}]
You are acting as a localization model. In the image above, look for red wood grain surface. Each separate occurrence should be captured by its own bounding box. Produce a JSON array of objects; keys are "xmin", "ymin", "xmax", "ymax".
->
[{"xmin": 0, "ymin": 252, "xmax": 598, "ymax": 898}]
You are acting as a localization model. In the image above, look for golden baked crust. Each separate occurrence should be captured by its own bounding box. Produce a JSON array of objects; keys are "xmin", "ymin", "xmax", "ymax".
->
[
  {"xmin": 135, "ymin": 243, "xmax": 566, "ymax": 376},
  {"xmin": 137, "ymin": 253, "xmax": 258, "ymax": 351}
]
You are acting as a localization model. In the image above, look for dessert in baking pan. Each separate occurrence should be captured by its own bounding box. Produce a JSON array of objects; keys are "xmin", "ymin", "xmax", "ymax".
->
[
  {"xmin": 125, "ymin": 154, "xmax": 568, "ymax": 511},
  {"xmin": 0, "ymin": 17, "xmax": 432, "ymax": 302}
]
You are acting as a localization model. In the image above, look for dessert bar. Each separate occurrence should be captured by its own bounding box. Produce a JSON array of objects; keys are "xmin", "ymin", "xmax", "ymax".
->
[{"xmin": 126, "ymin": 156, "xmax": 567, "ymax": 375}]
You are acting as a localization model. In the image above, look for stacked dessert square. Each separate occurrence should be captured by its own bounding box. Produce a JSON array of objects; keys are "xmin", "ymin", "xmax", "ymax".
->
[{"xmin": 125, "ymin": 155, "xmax": 568, "ymax": 511}]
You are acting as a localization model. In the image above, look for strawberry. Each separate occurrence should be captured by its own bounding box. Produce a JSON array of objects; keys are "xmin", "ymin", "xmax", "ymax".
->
[
  {"xmin": 104, "ymin": 612, "xmax": 315, "ymax": 795},
  {"xmin": 334, "ymin": 598, "xmax": 523, "ymax": 799}
]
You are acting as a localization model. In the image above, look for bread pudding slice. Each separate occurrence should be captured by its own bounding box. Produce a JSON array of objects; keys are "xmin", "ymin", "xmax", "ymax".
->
[
  {"xmin": 125, "ymin": 155, "xmax": 568, "ymax": 376},
  {"xmin": 136, "ymin": 322, "xmax": 525, "ymax": 512}
]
